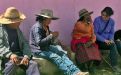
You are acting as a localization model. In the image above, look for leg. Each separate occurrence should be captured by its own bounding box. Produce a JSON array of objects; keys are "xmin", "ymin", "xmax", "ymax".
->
[
  {"xmin": 49, "ymin": 45, "xmax": 66, "ymax": 56},
  {"xmin": 50, "ymin": 45, "xmax": 80, "ymax": 74},
  {"xmin": 115, "ymin": 40, "xmax": 121, "ymax": 56},
  {"xmin": 60, "ymin": 54, "xmax": 81, "ymax": 75},
  {"xmin": 108, "ymin": 43, "xmax": 118, "ymax": 67},
  {"xmin": 26, "ymin": 60, "xmax": 40, "ymax": 75},
  {"xmin": 97, "ymin": 41, "xmax": 118, "ymax": 67},
  {"xmin": 35, "ymin": 50, "xmax": 85, "ymax": 75},
  {"xmin": 3, "ymin": 61, "xmax": 17, "ymax": 75}
]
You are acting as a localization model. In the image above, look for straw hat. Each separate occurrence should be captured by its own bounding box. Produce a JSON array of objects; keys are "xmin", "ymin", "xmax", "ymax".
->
[
  {"xmin": 79, "ymin": 9, "xmax": 93, "ymax": 18},
  {"xmin": 36, "ymin": 9, "xmax": 59, "ymax": 20},
  {"xmin": 0, "ymin": 7, "xmax": 26, "ymax": 24}
]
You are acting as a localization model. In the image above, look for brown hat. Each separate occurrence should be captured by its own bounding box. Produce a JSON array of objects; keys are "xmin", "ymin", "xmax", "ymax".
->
[
  {"xmin": 36, "ymin": 9, "xmax": 59, "ymax": 20},
  {"xmin": 79, "ymin": 9, "xmax": 93, "ymax": 17},
  {"xmin": 0, "ymin": 7, "xmax": 26, "ymax": 24}
]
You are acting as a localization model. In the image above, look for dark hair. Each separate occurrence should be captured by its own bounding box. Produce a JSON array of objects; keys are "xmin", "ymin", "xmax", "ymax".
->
[
  {"xmin": 36, "ymin": 16, "xmax": 47, "ymax": 22},
  {"xmin": 101, "ymin": 7, "xmax": 114, "ymax": 16},
  {"xmin": 114, "ymin": 30, "xmax": 121, "ymax": 40},
  {"xmin": 77, "ymin": 16, "xmax": 85, "ymax": 22}
]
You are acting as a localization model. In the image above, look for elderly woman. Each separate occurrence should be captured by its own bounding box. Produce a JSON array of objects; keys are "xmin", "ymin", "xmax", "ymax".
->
[
  {"xmin": 71, "ymin": 9, "xmax": 101, "ymax": 73},
  {"xmin": 29, "ymin": 9, "xmax": 89, "ymax": 75}
]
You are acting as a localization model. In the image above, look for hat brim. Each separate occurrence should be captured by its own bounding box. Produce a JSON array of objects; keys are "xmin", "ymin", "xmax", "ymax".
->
[
  {"xmin": 36, "ymin": 14, "xmax": 59, "ymax": 20},
  {"xmin": 80, "ymin": 11, "xmax": 93, "ymax": 18},
  {"xmin": 0, "ymin": 13, "xmax": 26, "ymax": 24}
]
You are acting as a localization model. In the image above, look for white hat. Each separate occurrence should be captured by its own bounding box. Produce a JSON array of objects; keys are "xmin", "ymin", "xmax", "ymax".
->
[{"xmin": 36, "ymin": 9, "xmax": 59, "ymax": 20}]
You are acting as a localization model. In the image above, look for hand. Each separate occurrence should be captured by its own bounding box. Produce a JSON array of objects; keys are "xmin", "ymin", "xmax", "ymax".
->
[
  {"xmin": 104, "ymin": 40, "xmax": 112, "ymax": 45},
  {"xmin": 20, "ymin": 57, "xmax": 29, "ymax": 66},
  {"xmin": 10, "ymin": 54, "xmax": 19, "ymax": 64},
  {"xmin": 51, "ymin": 31, "xmax": 59, "ymax": 38}
]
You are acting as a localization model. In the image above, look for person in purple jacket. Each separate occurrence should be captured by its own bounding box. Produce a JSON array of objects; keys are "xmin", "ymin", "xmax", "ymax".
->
[
  {"xmin": 93, "ymin": 7, "xmax": 121, "ymax": 73},
  {"xmin": 29, "ymin": 9, "xmax": 89, "ymax": 75}
]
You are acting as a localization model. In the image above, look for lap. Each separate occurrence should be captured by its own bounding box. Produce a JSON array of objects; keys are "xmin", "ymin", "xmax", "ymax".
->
[
  {"xmin": 96, "ymin": 41, "xmax": 116, "ymax": 50},
  {"xmin": 5, "ymin": 60, "xmax": 37, "ymax": 68}
]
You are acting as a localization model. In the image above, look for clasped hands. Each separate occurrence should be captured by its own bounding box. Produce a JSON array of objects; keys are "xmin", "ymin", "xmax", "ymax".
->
[
  {"xmin": 50, "ymin": 31, "xmax": 59, "ymax": 38},
  {"xmin": 10, "ymin": 54, "xmax": 29, "ymax": 66},
  {"xmin": 104, "ymin": 40, "xmax": 114, "ymax": 45}
]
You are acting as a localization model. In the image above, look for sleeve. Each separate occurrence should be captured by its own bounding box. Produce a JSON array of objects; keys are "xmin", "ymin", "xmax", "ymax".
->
[
  {"xmin": 0, "ymin": 26, "xmax": 12, "ymax": 58},
  {"xmin": 18, "ymin": 29, "xmax": 32, "ymax": 58},
  {"xmin": 93, "ymin": 18, "xmax": 105, "ymax": 42},
  {"xmin": 32, "ymin": 27, "xmax": 53, "ymax": 47},
  {"xmin": 108, "ymin": 21, "xmax": 115, "ymax": 40}
]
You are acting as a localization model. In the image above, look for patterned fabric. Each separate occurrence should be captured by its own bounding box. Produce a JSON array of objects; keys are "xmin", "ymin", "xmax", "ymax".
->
[
  {"xmin": 3, "ymin": 60, "xmax": 40, "ymax": 75},
  {"xmin": 71, "ymin": 38, "xmax": 101, "ymax": 63},
  {"xmin": 34, "ymin": 45, "xmax": 80, "ymax": 75},
  {"xmin": 72, "ymin": 21, "xmax": 96, "ymax": 42},
  {"xmin": 0, "ymin": 24, "xmax": 32, "ymax": 58},
  {"xmin": 30, "ymin": 21, "xmax": 82, "ymax": 75},
  {"xmin": 71, "ymin": 21, "xmax": 101, "ymax": 63},
  {"xmin": 29, "ymin": 22, "xmax": 53, "ymax": 53},
  {"xmin": 71, "ymin": 37, "xmax": 90, "ymax": 52}
]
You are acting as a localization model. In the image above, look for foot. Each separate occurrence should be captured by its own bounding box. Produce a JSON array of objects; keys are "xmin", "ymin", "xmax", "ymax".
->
[{"xmin": 76, "ymin": 72, "xmax": 89, "ymax": 75}]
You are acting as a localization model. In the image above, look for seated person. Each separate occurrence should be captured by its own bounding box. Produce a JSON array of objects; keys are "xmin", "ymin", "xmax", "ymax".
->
[
  {"xmin": 0, "ymin": 7, "xmax": 40, "ymax": 75},
  {"xmin": 114, "ymin": 30, "xmax": 121, "ymax": 41},
  {"xmin": 114, "ymin": 30, "xmax": 121, "ymax": 56},
  {"xmin": 29, "ymin": 9, "xmax": 89, "ymax": 75},
  {"xmin": 93, "ymin": 7, "xmax": 121, "ymax": 72},
  {"xmin": 71, "ymin": 9, "xmax": 101, "ymax": 72}
]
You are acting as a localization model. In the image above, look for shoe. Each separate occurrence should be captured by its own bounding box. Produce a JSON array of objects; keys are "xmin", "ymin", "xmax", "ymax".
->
[
  {"xmin": 112, "ymin": 66, "xmax": 121, "ymax": 73},
  {"xmin": 76, "ymin": 72, "xmax": 89, "ymax": 75}
]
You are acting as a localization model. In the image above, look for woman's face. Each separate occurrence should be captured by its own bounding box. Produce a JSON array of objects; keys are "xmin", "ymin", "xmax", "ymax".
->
[
  {"xmin": 43, "ymin": 18, "xmax": 52, "ymax": 26},
  {"xmin": 84, "ymin": 14, "xmax": 92, "ymax": 24},
  {"xmin": 101, "ymin": 12, "xmax": 110, "ymax": 21}
]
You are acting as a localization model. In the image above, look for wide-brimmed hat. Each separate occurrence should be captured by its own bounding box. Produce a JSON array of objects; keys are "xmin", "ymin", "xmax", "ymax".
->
[
  {"xmin": 0, "ymin": 7, "xmax": 26, "ymax": 24},
  {"xmin": 36, "ymin": 9, "xmax": 59, "ymax": 20},
  {"xmin": 79, "ymin": 9, "xmax": 93, "ymax": 18}
]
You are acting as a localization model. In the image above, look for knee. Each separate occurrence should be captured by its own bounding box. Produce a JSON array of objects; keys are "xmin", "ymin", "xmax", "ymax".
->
[
  {"xmin": 29, "ymin": 61, "xmax": 38, "ymax": 67},
  {"xmin": 110, "ymin": 43, "xmax": 116, "ymax": 47},
  {"xmin": 5, "ymin": 61, "xmax": 15, "ymax": 67},
  {"xmin": 115, "ymin": 40, "xmax": 121, "ymax": 45}
]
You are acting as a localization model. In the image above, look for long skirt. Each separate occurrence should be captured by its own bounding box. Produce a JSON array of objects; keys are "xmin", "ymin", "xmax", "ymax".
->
[{"xmin": 71, "ymin": 38, "xmax": 101, "ymax": 63}]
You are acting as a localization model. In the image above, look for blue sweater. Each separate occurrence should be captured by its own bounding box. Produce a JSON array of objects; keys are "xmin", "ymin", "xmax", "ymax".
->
[{"xmin": 93, "ymin": 16, "xmax": 115, "ymax": 42}]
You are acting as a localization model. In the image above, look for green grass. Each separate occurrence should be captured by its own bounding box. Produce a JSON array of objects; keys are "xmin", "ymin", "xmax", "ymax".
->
[{"xmin": 89, "ymin": 57, "xmax": 121, "ymax": 75}]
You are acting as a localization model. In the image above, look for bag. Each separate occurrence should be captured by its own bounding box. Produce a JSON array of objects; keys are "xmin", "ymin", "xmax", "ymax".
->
[{"xmin": 76, "ymin": 43, "xmax": 101, "ymax": 63}]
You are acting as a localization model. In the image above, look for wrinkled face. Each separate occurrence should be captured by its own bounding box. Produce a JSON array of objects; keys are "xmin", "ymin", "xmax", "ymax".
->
[
  {"xmin": 101, "ymin": 12, "xmax": 110, "ymax": 21},
  {"xmin": 8, "ymin": 22, "xmax": 21, "ymax": 29},
  {"xmin": 43, "ymin": 18, "xmax": 52, "ymax": 26}
]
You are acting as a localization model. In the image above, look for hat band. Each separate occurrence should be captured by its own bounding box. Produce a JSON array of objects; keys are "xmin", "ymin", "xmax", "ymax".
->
[
  {"xmin": 79, "ymin": 11, "xmax": 89, "ymax": 16},
  {"xmin": 4, "ymin": 16, "xmax": 20, "ymax": 20}
]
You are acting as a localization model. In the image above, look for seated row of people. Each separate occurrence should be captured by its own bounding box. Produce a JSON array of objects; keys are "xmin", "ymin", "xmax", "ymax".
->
[
  {"xmin": 0, "ymin": 6, "xmax": 121, "ymax": 75},
  {"xmin": 0, "ymin": 7, "xmax": 88, "ymax": 75},
  {"xmin": 71, "ymin": 7, "xmax": 121, "ymax": 74}
]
